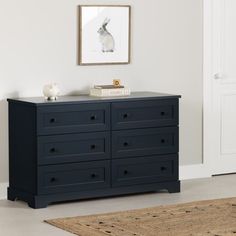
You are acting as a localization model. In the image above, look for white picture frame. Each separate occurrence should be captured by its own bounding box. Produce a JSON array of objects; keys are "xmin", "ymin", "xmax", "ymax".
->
[{"xmin": 78, "ymin": 5, "xmax": 131, "ymax": 65}]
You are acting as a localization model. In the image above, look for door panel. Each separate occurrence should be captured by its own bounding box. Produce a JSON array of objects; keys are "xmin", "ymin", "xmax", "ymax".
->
[
  {"xmin": 210, "ymin": 0, "xmax": 236, "ymax": 174},
  {"xmin": 221, "ymin": 94, "xmax": 236, "ymax": 154},
  {"xmin": 222, "ymin": 0, "xmax": 236, "ymax": 83}
]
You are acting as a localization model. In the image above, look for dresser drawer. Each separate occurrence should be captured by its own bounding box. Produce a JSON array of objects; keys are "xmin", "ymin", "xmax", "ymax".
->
[
  {"xmin": 112, "ymin": 155, "xmax": 178, "ymax": 187},
  {"xmin": 38, "ymin": 160, "xmax": 110, "ymax": 194},
  {"xmin": 112, "ymin": 99, "xmax": 178, "ymax": 130},
  {"xmin": 37, "ymin": 103, "xmax": 110, "ymax": 135},
  {"xmin": 112, "ymin": 127, "xmax": 178, "ymax": 158},
  {"xmin": 37, "ymin": 132, "xmax": 110, "ymax": 165}
]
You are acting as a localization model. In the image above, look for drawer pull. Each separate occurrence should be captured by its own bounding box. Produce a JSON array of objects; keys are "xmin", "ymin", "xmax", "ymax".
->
[
  {"xmin": 124, "ymin": 170, "xmax": 128, "ymax": 175},
  {"xmin": 161, "ymin": 139, "xmax": 165, "ymax": 143},
  {"xmin": 90, "ymin": 115, "xmax": 97, "ymax": 121},
  {"xmin": 161, "ymin": 166, "xmax": 167, "ymax": 171},
  {"xmin": 50, "ymin": 148, "xmax": 56, "ymax": 153},
  {"xmin": 90, "ymin": 144, "xmax": 96, "ymax": 150},
  {"xmin": 50, "ymin": 118, "xmax": 56, "ymax": 123},
  {"xmin": 123, "ymin": 113, "xmax": 130, "ymax": 119},
  {"xmin": 123, "ymin": 142, "xmax": 129, "ymax": 147},
  {"xmin": 50, "ymin": 177, "xmax": 57, "ymax": 183},
  {"xmin": 161, "ymin": 111, "xmax": 165, "ymax": 116},
  {"xmin": 91, "ymin": 173, "xmax": 97, "ymax": 178}
]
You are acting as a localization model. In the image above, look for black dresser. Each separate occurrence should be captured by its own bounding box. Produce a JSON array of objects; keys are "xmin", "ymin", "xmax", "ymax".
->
[{"xmin": 7, "ymin": 92, "xmax": 181, "ymax": 208}]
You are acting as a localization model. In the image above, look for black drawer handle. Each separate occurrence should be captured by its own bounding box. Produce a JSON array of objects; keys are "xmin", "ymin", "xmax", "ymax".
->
[
  {"xmin": 161, "ymin": 111, "xmax": 165, "ymax": 116},
  {"xmin": 50, "ymin": 177, "xmax": 57, "ymax": 183},
  {"xmin": 50, "ymin": 148, "xmax": 56, "ymax": 153},
  {"xmin": 161, "ymin": 167, "xmax": 167, "ymax": 171},
  {"xmin": 161, "ymin": 139, "xmax": 165, "ymax": 144},
  {"xmin": 50, "ymin": 118, "xmax": 56, "ymax": 123},
  {"xmin": 124, "ymin": 170, "xmax": 128, "ymax": 175},
  {"xmin": 90, "ymin": 115, "xmax": 97, "ymax": 121},
  {"xmin": 90, "ymin": 144, "xmax": 96, "ymax": 150},
  {"xmin": 123, "ymin": 142, "xmax": 129, "ymax": 147},
  {"xmin": 123, "ymin": 113, "xmax": 129, "ymax": 119},
  {"xmin": 91, "ymin": 173, "xmax": 97, "ymax": 178}
]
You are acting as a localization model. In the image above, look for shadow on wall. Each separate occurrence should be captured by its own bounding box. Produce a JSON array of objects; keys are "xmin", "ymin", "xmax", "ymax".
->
[{"xmin": 0, "ymin": 91, "xmax": 19, "ymax": 183}]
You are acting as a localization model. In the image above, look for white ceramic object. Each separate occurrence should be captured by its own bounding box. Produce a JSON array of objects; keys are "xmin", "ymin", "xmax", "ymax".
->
[{"xmin": 43, "ymin": 83, "xmax": 60, "ymax": 100}]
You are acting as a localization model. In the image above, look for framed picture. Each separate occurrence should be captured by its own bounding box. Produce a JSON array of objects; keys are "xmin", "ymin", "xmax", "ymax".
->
[{"xmin": 78, "ymin": 5, "xmax": 131, "ymax": 65}]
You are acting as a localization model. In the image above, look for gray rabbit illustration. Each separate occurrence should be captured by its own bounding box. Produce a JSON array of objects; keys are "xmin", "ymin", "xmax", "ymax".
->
[{"xmin": 97, "ymin": 18, "xmax": 115, "ymax": 53}]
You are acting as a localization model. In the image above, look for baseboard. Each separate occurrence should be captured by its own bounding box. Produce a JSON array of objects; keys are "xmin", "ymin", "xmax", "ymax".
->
[
  {"xmin": 0, "ymin": 183, "xmax": 8, "ymax": 200},
  {"xmin": 179, "ymin": 164, "xmax": 212, "ymax": 180},
  {"xmin": 0, "ymin": 165, "xmax": 211, "ymax": 200}
]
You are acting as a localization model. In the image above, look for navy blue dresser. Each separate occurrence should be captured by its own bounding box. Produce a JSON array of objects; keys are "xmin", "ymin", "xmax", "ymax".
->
[{"xmin": 7, "ymin": 92, "xmax": 181, "ymax": 208}]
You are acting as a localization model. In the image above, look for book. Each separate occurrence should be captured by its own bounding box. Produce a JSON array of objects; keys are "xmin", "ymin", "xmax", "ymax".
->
[
  {"xmin": 90, "ymin": 87, "xmax": 131, "ymax": 97},
  {"xmin": 94, "ymin": 85, "xmax": 125, "ymax": 89}
]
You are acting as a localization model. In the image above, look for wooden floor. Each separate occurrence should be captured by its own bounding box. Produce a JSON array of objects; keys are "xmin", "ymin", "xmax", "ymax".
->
[{"xmin": 0, "ymin": 174, "xmax": 236, "ymax": 236}]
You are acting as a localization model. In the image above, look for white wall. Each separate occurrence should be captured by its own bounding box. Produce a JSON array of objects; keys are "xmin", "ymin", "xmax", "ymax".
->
[{"xmin": 0, "ymin": 0, "xmax": 203, "ymax": 183}]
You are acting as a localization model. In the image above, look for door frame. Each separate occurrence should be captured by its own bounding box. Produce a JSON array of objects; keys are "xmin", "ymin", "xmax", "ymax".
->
[
  {"xmin": 204, "ymin": 0, "xmax": 217, "ymax": 176},
  {"xmin": 203, "ymin": 0, "xmax": 224, "ymax": 176},
  {"xmin": 203, "ymin": 0, "xmax": 213, "ymax": 175}
]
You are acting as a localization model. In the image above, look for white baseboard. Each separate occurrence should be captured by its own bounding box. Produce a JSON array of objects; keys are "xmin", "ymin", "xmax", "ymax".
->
[
  {"xmin": 0, "ymin": 183, "xmax": 8, "ymax": 200},
  {"xmin": 0, "ymin": 165, "xmax": 211, "ymax": 200},
  {"xmin": 179, "ymin": 164, "xmax": 212, "ymax": 180}
]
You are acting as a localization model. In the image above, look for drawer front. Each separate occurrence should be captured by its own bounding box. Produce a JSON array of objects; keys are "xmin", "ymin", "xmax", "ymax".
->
[
  {"xmin": 112, "ymin": 99, "xmax": 178, "ymax": 130},
  {"xmin": 38, "ymin": 160, "xmax": 110, "ymax": 194},
  {"xmin": 112, "ymin": 155, "xmax": 178, "ymax": 187},
  {"xmin": 37, "ymin": 132, "xmax": 110, "ymax": 165},
  {"xmin": 112, "ymin": 127, "xmax": 178, "ymax": 159},
  {"xmin": 37, "ymin": 103, "xmax": 110, "ymax": 135}
]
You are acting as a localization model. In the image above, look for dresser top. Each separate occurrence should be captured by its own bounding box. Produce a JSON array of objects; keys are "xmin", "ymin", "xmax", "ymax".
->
[{"xmin": 7, "ymin": 91, "xmax": 181, "ymax": 106}]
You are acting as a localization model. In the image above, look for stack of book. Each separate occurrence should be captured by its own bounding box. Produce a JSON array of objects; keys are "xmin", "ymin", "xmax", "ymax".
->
[{"xmin": 90, "ymin": 84, "xmax": 131, "ymax": 97}]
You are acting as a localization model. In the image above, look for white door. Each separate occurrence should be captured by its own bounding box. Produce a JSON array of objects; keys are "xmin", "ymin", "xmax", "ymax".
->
[{"xmin": 206, "ymin": 0, "xmax": 236, "ymax": 175}]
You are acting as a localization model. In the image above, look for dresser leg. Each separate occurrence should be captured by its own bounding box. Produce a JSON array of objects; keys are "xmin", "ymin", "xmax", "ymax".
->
[
  {"xmin": 8, "ymin": 188, "xmax": 48, "ymax": 208},
  {"xmin": 28, "ymin": 198, "xmax": 49, "ymax": 209},
  {"xmin": 167, "ymin": 181, "xmax": 180, "ymax": 193},
  {"xmin": 7, "ymin": 187, "xmax": 17, "ymax": 201}
]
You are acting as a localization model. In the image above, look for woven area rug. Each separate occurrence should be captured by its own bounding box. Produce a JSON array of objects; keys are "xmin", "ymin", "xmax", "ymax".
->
[{"xmin": 45, "ymin": 197, "xmax": 236, "ymax": 236}]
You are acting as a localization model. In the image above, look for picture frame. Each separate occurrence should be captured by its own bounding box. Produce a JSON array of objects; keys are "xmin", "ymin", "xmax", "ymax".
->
[{"xmin": 78, "ymin": 5, "xmax": 131, "ymax": 65}]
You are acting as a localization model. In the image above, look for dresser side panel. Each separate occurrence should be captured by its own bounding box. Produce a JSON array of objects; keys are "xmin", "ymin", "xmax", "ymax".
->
[{"xmin": 9, "ymin": 102, "xmax": 37, "ymax": 194}]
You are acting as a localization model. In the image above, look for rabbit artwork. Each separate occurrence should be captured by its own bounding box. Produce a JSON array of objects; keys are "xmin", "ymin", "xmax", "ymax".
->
[{"xmin": 97, "ymin": 18, "xmax": 115, "ymax": 53}]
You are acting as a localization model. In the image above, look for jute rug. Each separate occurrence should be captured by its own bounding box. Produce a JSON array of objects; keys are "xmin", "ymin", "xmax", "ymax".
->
[{"xmin": 45, "ymin": 197, "xmax": 236, "ymax": 236}]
